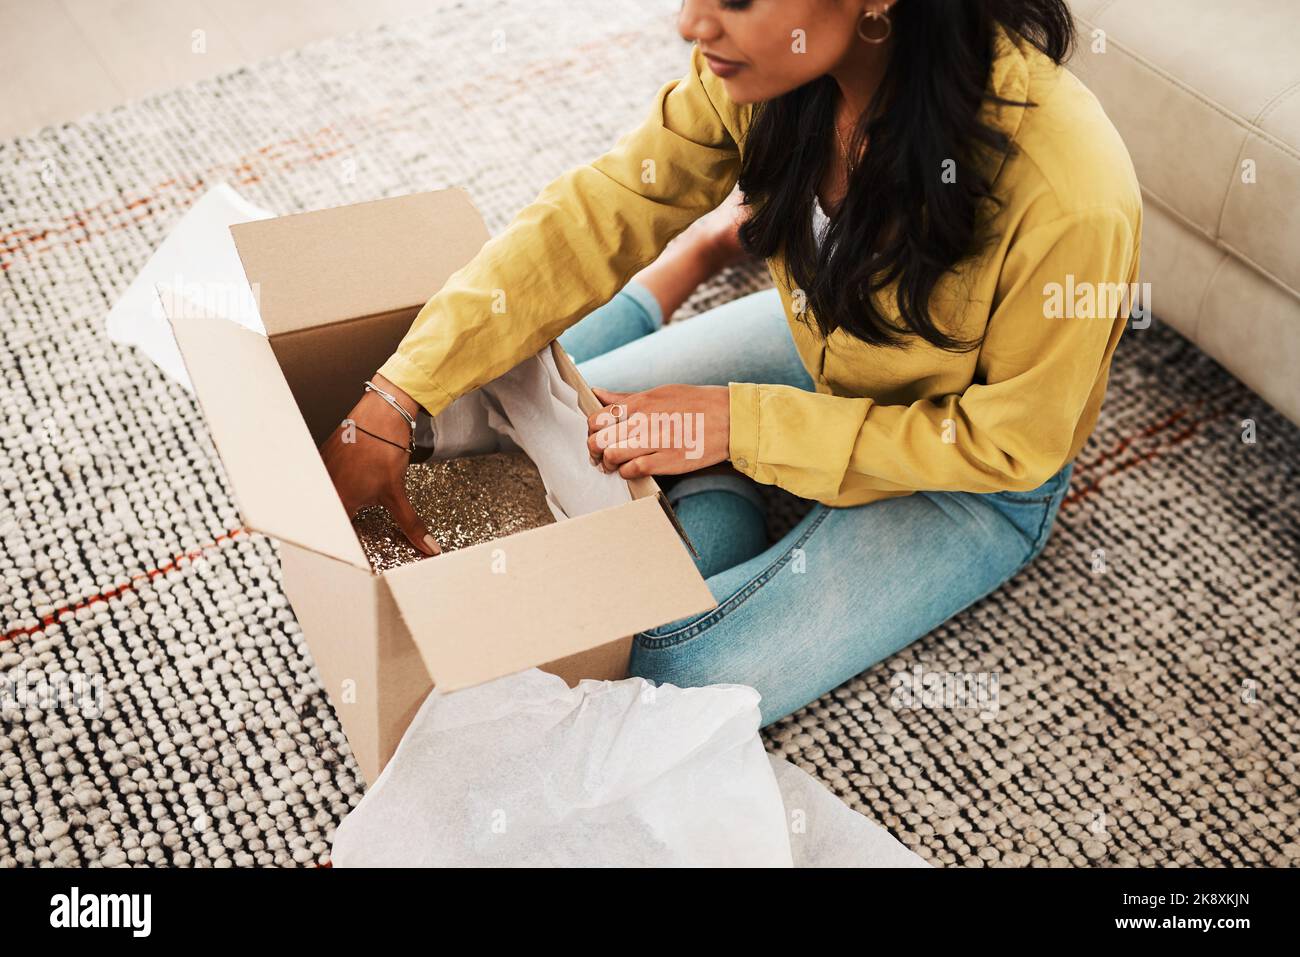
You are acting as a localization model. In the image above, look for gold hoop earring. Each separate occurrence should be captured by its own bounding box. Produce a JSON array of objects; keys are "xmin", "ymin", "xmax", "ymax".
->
[{"xmin": 857, "ymin": 8, "xmax": 892, "ymax": 44}]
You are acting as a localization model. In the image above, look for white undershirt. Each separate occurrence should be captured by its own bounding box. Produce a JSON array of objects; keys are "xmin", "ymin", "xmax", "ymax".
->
[{"xmin": 812, "ymin": 196, "xmax": 831, "ymax": 249}]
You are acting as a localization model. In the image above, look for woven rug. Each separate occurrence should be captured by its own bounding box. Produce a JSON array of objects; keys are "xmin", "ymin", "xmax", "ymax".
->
[{"xmin": 2, "ymin": 0, "xmax": 1297, "ymax": 868}]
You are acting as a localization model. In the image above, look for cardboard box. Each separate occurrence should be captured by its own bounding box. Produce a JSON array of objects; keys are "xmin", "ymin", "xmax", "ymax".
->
[{"xmin": 159, "ymin": 189, "xmax": 718, "ymax": 783}]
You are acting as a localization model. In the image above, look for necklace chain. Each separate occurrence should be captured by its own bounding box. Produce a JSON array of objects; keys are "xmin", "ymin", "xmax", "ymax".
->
[
  {"xmin": 834, "ymin": 113, "xmax": 859, "ymax": 173},
  {"xmin": 830, "ymin": 104, "xmax": 866, "ymax": 214},
  {"xmin": 834, "ymin": 120, "xmax": 849, "ymax": 164}
]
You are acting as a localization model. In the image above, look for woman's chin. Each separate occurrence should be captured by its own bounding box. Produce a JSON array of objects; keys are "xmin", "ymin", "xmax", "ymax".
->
[
  {"xmin": 717, "ymin": 73, "xmax": 801, "ymax": 107},
  {"xmin": 718, "ymin": 78, "xmax": 764, "ymax": 106}
]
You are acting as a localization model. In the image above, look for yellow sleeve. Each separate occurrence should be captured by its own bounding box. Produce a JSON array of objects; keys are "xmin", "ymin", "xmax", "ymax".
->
[
  {"xmin": 378, "ymin": 44, "xmax": 742, "ymax": 416},
  {"xmin": 727, "ymin": 206, "xmax": 1140, "ymax": 501}
]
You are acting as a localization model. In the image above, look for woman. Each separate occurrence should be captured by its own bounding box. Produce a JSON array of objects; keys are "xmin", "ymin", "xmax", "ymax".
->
[{"xmin": 323, "ymin": 0, "xmax": 1141, "ymax": 725}]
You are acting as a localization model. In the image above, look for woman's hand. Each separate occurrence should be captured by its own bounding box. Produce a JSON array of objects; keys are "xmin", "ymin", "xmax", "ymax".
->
[
  {"xmin": 320, "ymin": 374, "xmax": 441, "ymax": 556},
  {"xmin": 586, "ymin": 384, "xmax": 731, "ymax": 479}
]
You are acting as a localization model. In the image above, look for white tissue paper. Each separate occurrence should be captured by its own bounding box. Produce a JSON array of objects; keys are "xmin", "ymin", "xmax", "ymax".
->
[
  {"xmin": 107, "ymin": 183, "xmax": 272, "ymax": 391},
  {"xmin": 416, "ymin": 348, "xmax": 632, "ymax": 521},
  {"xmin": 330, "ymin": 668, "xmax": 930, "ymax": 868}
]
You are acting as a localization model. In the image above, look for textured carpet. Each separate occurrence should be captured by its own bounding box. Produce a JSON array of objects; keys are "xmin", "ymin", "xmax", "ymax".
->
[{"xmin": 2, "ymin": 0, "xmax": 1297, "ymax": 868}]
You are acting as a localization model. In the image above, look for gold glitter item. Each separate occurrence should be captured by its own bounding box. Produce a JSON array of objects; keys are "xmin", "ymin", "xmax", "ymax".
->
[{"xmin": 352, "ymin": 451, "xmax": 556, "ymax": 572}]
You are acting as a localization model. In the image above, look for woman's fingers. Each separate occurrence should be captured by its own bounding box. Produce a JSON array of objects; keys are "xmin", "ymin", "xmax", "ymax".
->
[
  {"xmin": 588, "ymin": 421, "xmax": 656, "ymax": 462},
  {"xmin": 615, "ymin": 451, "xmax": 669, "ymax": 479},
  {"xmin": 382, "ymin": 485, "xmax": 441, "ymax": 556},
  {"xmin": 596, "ymin": 439, "xmax": 654, "ymax": 471},
  {"xmin": 590, "ymin": 386, "xmax": 629, "ymax": 406}
]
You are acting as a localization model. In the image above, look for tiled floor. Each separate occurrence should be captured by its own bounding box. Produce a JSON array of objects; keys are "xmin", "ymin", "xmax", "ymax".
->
[{"xmin": 0, "ymin": 0, "xmax": 433, "ymax": 139}]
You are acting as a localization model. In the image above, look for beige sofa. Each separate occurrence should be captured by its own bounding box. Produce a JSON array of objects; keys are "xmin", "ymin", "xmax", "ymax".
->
[{"xmin": 1067, "ymin": 0, "xmax": 1300, "ymax": 425}]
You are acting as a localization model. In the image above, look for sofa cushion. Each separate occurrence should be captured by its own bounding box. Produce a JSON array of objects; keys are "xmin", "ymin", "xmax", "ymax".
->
[{"xmin": 1067, "ymin": 0, "xmax": 1300, "ymax": 423}]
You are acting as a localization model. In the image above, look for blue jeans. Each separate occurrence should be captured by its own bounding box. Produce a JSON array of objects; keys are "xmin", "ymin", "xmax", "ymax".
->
[{"xmin": 562, "ymin": 281, "xmax": 1074, "ymax": 727}]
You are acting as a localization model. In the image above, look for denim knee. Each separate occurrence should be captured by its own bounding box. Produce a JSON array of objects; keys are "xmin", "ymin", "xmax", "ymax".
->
[{"xmin": 557, "ymin": 280, "xmax": 663, "ymax": 363}]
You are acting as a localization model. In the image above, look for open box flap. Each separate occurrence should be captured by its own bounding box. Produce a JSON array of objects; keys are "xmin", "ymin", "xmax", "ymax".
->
[
  {"xmin": 230, "ymin": 188, "xmax": 491, "ymax": 337},
  {"xmin": 382, "ymin": 494, "xmax": 717, "ymax": 692},
  {"xmin": 158, "ymin": 285, "xmax": 369, "ymax": 569}
]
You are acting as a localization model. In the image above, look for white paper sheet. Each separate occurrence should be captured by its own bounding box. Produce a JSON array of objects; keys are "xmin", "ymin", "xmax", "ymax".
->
[{"xmin": 107, "ymin": 183, "xmax": 272, "ymax": 391}]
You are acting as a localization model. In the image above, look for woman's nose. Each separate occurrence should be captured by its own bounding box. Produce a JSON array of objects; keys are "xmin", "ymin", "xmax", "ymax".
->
[{"xmin": 677, "ymin": 0, "xmax": 722, "ymax": 43}]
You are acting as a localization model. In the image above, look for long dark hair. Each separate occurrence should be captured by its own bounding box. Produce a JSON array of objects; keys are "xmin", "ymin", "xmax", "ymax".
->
[{"xmin": 736, "ymin": 0, "xmax": 1075, "ymax": 351}]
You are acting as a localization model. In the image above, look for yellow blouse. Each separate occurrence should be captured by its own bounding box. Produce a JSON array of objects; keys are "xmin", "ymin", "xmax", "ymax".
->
[{"xmin": 378, "ymin": 24, "xmax": 1142, "ymax": 507}]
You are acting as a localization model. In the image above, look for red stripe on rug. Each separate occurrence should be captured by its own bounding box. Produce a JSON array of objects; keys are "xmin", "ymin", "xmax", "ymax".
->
[
  {"xmin": 1062, "ymin": 404, "xmax": 1232, "ymax": 509},
  {"xmin": 1071, "ymin": 406, "xmax": 1195, "ymax": 480},
  {"xmin": 0, "ymin": 527, "xmax": 250, "ymax": 644}
]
